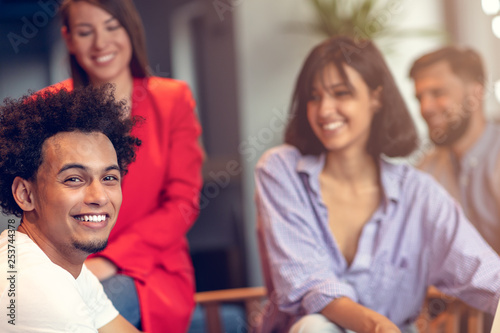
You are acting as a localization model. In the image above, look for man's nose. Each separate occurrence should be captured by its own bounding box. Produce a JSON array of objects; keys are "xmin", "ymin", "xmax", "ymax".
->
[{"xmin": 84, "ymin": 181, "xmax": 109, "ymax": 206}]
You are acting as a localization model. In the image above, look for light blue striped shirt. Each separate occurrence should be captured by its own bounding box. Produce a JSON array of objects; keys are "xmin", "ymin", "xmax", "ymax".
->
[{"xmin": 255, "ymin": 144, "xmax": 500, "ymax": 329}]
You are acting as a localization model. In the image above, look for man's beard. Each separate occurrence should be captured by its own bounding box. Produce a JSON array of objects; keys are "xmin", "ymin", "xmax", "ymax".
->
[
  {"xmin": 430, "ymin": 102, "xmax": 471, "ymax": 147},
  {"xmin": 72, "ymin": 239, "xmax": 108, "ymax": 254}
]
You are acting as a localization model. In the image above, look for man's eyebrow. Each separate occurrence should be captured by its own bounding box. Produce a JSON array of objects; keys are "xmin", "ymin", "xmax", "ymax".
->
[
  {"xmin": 58, "ymin": 164, "xmax": 120, "ymax": 174},
  {"xmin": 105, "ymin": 165, "xmax": 120, "ymax": 172},
  {"xmin": 58, "ymin": 164, "xmax": 86, "ymax": 174}
]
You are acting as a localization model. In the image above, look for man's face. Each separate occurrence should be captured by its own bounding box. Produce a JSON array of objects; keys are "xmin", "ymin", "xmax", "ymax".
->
[
  {"xmin": 28, "ymin": 131, "xmax": 122, "ymax": 256},
  {"xmin": 413, "ymin": 60, "xmax": 479, "ymax": 146}
]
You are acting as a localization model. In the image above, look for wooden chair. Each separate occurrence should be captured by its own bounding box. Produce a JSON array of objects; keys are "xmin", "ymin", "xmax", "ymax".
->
[
  {"xmin": 195, "ymin": 286, "xmax": 485, "ymax": 333},
  {"xmin": 195, "ymin": 287, "xmax": 267, "ymax": 333},
  {"xmin": 416, "ymin": 287, "xmax": 484, "ymax": 333}
]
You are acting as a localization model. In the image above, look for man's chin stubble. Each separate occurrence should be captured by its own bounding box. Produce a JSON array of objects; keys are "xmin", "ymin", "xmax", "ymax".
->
[{"xmin": 72, "ymin": 239, "xmax": 108, "ymax": 254}]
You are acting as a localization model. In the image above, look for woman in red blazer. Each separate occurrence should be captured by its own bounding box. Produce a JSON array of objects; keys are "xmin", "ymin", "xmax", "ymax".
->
[{"xmin": 51, "ymin": 1, "xmax": 203, "ymax": 331}]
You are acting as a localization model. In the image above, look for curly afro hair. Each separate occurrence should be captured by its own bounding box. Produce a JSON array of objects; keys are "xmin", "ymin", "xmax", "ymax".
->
[{"xmin": 0, "ymin": 84, "xmax": 141, "ymax": 217}]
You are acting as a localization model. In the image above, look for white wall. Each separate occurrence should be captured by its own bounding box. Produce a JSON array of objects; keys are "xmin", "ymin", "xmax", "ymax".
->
[
  {"xmin": 234, "ymin": 0, "xmax": 446, "ymax": 286},
  {"xmin": 450, "ymin": 0, "xmax": 500, "ymax": 120},
  {"xmin": 234, "ymin": 0, "xmax": 322, "ymax": 286}
]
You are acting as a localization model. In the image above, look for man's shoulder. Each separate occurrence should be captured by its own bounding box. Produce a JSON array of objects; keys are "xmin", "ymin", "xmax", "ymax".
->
[
  {"xmin": 0, "ymin": 231, "xmax": 74, "ymax": 293},
  {"xmin": 487, "ymin": 121, "xmax": 500, "ymax": 131},
  {"xmin": 417, "ymin": 145, "xmax": 447, "ymax": 172},
  {"xmin": 484, "ymin": 122, "xmax": 500, "ymax": 149},
  {"xmin": 1, "ymin": 260, "xmax": 116, "ymax": 331},
  {"xmin": 0, "ymin": 265, "xmax": 103, "ymax": 332},
  {"xmin": 0, "ymin": 233, "xmax": 94, "ymax": 331}
]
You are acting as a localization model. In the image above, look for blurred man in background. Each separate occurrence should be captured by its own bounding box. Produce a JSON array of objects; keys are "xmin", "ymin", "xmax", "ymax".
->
[
  {"xmin": 410, "ymin": 46, "xmax": 500, "ymax": 333},
  {"xmin": 410, "ymin": 46, "xmax": 500, "ymax": 254}
]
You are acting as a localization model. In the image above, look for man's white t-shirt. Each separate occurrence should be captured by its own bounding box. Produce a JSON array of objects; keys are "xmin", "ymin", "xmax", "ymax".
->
[{"xmin": 0, "ymin": 230, "xmax": 118, "ymax": 332}]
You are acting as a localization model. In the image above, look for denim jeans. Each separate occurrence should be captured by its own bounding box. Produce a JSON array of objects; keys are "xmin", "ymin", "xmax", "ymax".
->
[{"xmin": 101, "ymin": 274, "xmax": 141, "ymax": 329}]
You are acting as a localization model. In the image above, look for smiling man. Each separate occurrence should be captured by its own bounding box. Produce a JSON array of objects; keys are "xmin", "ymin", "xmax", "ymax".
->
[
  {"xmin": 0, "ymin": 85, "xmax": 141, "ymax": 332},
  {"xmin": 409, "ymin": 46, "xmax": 500, "ymax": 255},
  {"xmin": 410, "ymin": 46, "xmax": 500, "ymax": 333}
]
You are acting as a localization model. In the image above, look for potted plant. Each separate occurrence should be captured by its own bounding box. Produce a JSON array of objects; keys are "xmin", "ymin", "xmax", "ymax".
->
[{"xmin": 287, "ymin": 0, "xmax": 445, "ymax": 51}]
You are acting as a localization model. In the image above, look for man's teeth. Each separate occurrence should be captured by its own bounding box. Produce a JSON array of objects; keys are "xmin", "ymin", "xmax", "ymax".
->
[
  {"xmin": 96, "ymin": 54, "xmax": 114, "ymax": 63},
  {"xmin": 323, "ymin": 122, "xmax": 344, "ymax": 130},
  {"xmin": 75, "ymin": 215, "xmax": 106, "ymax": 222}
]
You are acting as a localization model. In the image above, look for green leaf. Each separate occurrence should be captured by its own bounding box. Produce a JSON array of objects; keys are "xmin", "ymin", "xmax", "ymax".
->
[{"xmin": 282, "ymin": 0, "xmax": 446, "ymax": 52}]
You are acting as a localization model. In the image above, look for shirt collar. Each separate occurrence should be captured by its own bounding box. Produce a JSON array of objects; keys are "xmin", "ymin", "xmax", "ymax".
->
[
  {"xmin": 379, "ymin": 158, "xmax": 401, "ymax": 204},
  {"xmin": 296, "ymin": 153, "xmax": 324, "ymax": 194},
  {"xmin": 296, "ymin": 153, "xmax": 401, "ymax": 205},
  {"xmin": 461, "ymin": 122, "xmax": 495, "ymax": 166}
]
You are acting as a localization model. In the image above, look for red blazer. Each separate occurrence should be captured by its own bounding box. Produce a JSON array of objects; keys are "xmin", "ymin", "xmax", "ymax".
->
[{"xmin": 52, "ymin": 77, "xmax": 203, "ymax": 332}]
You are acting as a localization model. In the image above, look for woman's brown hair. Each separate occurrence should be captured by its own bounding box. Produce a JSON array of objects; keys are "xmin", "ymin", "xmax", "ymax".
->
[
  {"xmin": 285, "ymin": 36, "xmax": 418, "ymax": 157},
  {"xmin": 59, "ymin": 0, "xmax": 150, "ymax": 87}
]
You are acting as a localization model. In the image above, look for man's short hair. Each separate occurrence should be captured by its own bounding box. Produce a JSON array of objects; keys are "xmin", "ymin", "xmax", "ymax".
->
[
  {"xmin": 0, "ymin": 85, "xmax": 141, "ymax": 217},
  {"xmin": 409, "ymin": 46, "xmax": 485, "ymax": 85}
]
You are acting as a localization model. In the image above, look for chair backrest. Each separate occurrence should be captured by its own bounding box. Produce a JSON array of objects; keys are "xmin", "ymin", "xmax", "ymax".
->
[
  {"xmin": 195, "ymin": 287, "xmax": 267, "ymax": 333},
  {"xmin": 416, "ymin": 287, "xmax": 484, "ymax": 333},
  {"xmin": 195, "ymin": 286, "xmax": 485, "ymax": 333}
]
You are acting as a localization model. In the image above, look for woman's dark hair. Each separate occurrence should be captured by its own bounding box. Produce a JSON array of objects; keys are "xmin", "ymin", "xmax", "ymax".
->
[
  {"xmin": 59, "ymin": 0, "xmax": 150, "ymax": 87},
  {"xmin": 285, "ymin": 36, "xmax": 418, "ymax": 157},
  {"xmin": 0, "ymin": 84, "xmax": 141, "ymax": 217}
]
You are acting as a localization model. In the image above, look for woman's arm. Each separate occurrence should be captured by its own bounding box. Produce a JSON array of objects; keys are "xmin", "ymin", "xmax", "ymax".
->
[
  {"xmin": 421, "ymin": 173, "xmax": 500, "ymax": 314},
  {"xmin": 255, "ymin": 147, "xmax": 357, "ymax": 314},
  {"xmin": 321, "ymin": 297, "xmax": 400, "ymax": 333},
  {"xmin": 85, "ymin": 257, "xmax": 117, "ymax": 281}
]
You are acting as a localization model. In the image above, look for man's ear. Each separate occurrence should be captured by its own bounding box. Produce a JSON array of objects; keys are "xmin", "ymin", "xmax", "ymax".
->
[
  {"xmin": 464, "ymin": 81, "xmax": 484, "ymax": 113},
  {"xmin": 12, "ymin": 177, "xmax": 35, "ymax": 212},
  {"xmin": 467, "ymin": 81, "xmax": 484, "ymax": 101},
  {"xmin": 61, "ymin": 26, "xmax": 75, "ymax": 54}
]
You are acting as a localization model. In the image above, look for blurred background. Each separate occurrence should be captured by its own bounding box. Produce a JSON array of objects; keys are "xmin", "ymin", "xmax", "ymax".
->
[{"xmin": 1, "ymin": 0, "xmax": 500, "ymax": 293}]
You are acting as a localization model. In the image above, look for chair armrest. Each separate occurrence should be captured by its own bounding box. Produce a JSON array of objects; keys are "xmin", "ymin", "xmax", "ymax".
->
[{"xmin": 195, "ymin": 287, "xmax": 267, "ymax": 304}]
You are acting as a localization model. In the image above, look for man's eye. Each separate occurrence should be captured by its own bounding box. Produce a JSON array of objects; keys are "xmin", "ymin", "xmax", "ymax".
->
[
  {"xmin": 65, "ymin": 177, "xmax": 82, "ymax": 183},
  {"xmin": 103, "ymin": 175, "xmax": 119, "ymax": 182}
]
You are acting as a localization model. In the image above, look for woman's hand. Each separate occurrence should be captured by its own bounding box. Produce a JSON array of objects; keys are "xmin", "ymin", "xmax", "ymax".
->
[
  {"xmin": 373, "ymin": 318, "xmax": 401, "ymax": 333},
  {"xmin": 85, "ymin": 257, "xmax": 118, "ymax": 281}
]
